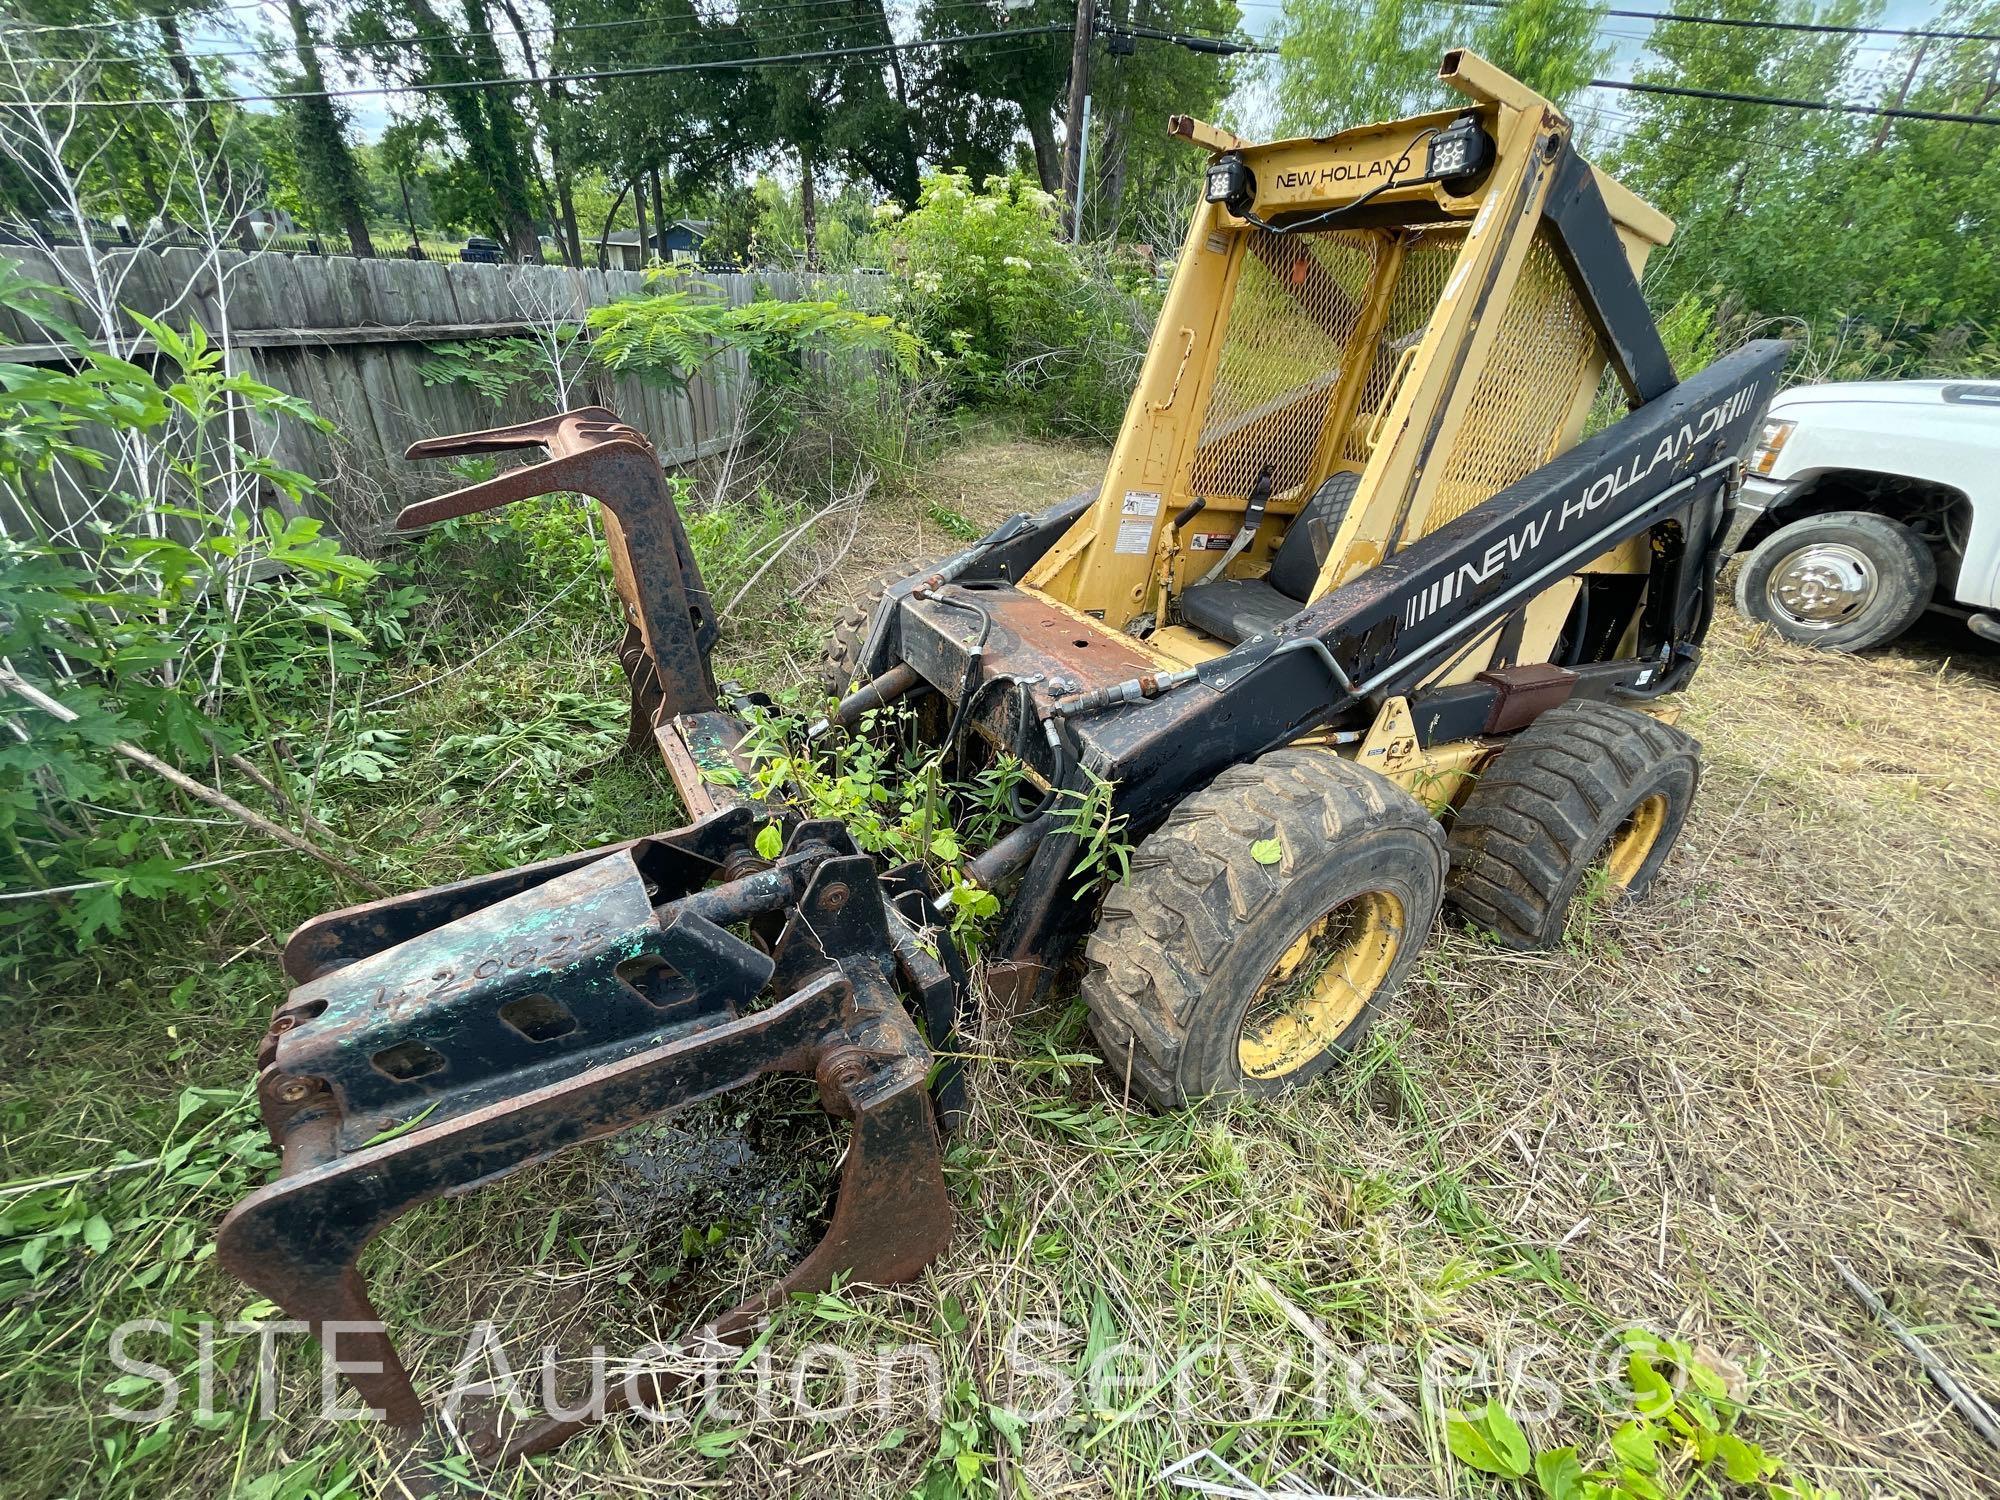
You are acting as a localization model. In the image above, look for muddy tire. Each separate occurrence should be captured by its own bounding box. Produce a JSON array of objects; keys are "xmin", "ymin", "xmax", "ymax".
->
[
  {"xmin": 1444, "ymin": 701, "xmax": 1699, "ymax": 950},
  {"xmin": 817, "ymin": 561, "xmax": 949, "ymax": 698},
  {"xmin": 1734, "ymin": 510, "xmax": 1934, "ymax": 652},
  {"xmin": 1081, "ymin": 748, "xmax": 1447, "ymax": 1111}
]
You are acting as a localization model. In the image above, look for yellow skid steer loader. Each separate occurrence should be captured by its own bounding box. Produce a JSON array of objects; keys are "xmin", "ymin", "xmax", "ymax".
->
[{"xmin": 217, "ymin": 51, "xmax": 1787, "ymax": 1460}]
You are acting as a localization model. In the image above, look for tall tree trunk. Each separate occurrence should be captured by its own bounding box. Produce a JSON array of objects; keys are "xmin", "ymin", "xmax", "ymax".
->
[
  {"xmin": 799, "ymin": 145, "xmax": 819, "ymax": 270},
  {"xmin": 1869, "ymin": 40, "xmax": 1930, "ymax": 155},
  {"xmin": 406, "ymin": 0, "xmax": 540, "ymax": 260},
  {"xmin": 494, "ymin": 0, "xmax": 581, "ymax": 265},
  {"xmin": 597, "ymin": 179, "xmax": 632, "ymax": 269},
  {"xmin": 154, "ymin": 7, "xmax": 258, "ymax": 250},
  {"xmin": 458, "ymin": 0, "xmax": 540, "ymax": 259},
  {"xmin": 282, "ymin": 0, "xmax": 374, "ymax": 257},
  {"xmin": 123, "ymin": 121, "xmax": 167, "ymax": 229},
  {"xmin": 633, "ymin": 171, "xmax": 650, "ymax": 268},
  {"xmin": 397, "ymin": 168, "xmax": 421, "ymax": 255},
  {"xmin": 650, "ymin": 164, "xmax": 668, "ymax": 255},
  {"xmin": 861, "ymin": 0, "xmax": 919, "ymax": 204},
  {"xmin": 1096, "ymin": 0, "xmax": 1135, "ymax": 233},
  {"xmin": 1023, "ymin": 105, "xmax": 1061, "ymax": 195},
  {"xmin": 556, "ymin": 171, "xmax": 581, "ymax": 268}
]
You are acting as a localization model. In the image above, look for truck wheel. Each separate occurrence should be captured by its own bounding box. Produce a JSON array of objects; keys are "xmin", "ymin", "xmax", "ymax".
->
[
  {"xmin": 1733, "ymin": 511, "xmax": 1934, "ymax": 651},
  {"xmin": 1081, "ymin": 748, "xmax": 1446, "ymax": 1111},
  {"xmin": 1445, "ymin": 701, "xmax": 1698, "ymax": 950}
]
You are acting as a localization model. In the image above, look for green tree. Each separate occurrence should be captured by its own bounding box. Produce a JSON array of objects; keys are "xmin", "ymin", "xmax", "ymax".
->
[
  {"xmin": 0, "ymin": 0, "xmax": 264, "ymax": 246},
  {"xmin": 912, "ymin": 0, "xmax": 1073, "ymax": 191},
  {"xmin": 1267, "ymin": 0, "xmax": 1607, "ymax": 136},
  {"xmin": 737, "ymin": 0, "xmax": 919, "ymax": 264},
  {"xmin": 1472, "ymin": 0, "xmax": 1611, "ymax": 106},
  {"xmin": 278, "ymin": 0, "xmax": 376, "ymax": 256},
  {"xmin": 553, "ymin": 0, "xmax": 761, "ymax": 262},
  {"xmin": 345, "ymin": 0, "xmax": 545, "ymax": 258},
  {"xmin": 1088, "ymin": 0, "xmax": 1246, "ymax": 242}
]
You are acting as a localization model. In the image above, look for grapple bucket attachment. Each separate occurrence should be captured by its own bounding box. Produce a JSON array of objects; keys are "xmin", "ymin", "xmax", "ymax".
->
[
  {"xmin": 218, "ymin": 412, "xmax": 969, "ymax": 1462},
  {"xmin": 219, "ymin": 811, "xmax": 957, "ymax": 1460}
]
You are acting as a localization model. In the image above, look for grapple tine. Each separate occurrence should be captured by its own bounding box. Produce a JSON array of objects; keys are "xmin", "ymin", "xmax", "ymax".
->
[
  {"xmin": 218, "ymin": 830, "xmax": 957, "ymax": 1461},
  {"xmin": 393, "ymin": 406, "xmax": 723, "ymax": 771}
]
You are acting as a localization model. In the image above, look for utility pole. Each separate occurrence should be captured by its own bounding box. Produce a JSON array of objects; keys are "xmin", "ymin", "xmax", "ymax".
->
[{"xmin": 1060, "ymin": 0, "xmax": 1094, "ymax": 241}]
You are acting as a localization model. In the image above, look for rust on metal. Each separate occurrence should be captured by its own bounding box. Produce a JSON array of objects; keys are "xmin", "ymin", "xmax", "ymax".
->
[
  {"xmin": 219, "ymin": 828, "xmax": 954, "ymax": 1460},
  {"xmin": 220, "ymin": 412, "xmax": 976, "ymax": 1465},
  {"xmin": 398, "ymin": 407, "xmax": 722, "ymax": 741}
]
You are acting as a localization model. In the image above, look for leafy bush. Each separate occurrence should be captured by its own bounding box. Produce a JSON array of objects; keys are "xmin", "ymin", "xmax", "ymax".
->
[
  {"xmin": 885, "ymin": 171, "xmax": 1153, "ymax": 438},
  {"xmin": 0, "ymin": 266, "xmax": 382, "ymax": 944},
  {"xmin": 587, "ymin": 265, "xmax": 918, "ymax": 392}
]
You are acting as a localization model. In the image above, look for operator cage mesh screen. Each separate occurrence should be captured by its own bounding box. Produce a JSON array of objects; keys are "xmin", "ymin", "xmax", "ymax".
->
[
  {"xmin": 1184, "ymin": 222, "xmax": 1605, "ymax": 537},
  {"xmin": 1186, "ymin": 228, "xmax": 1381, "ymax": 501},
  {"xmin": 1419, "ymin": 229, "xmax": 1603, "ymax": 537}
]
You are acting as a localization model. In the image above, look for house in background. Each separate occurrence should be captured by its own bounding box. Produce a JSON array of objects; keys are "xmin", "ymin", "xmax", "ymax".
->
[{"xmin": 606, "ymin": 219, "xmax": 713, "ymax": 270}]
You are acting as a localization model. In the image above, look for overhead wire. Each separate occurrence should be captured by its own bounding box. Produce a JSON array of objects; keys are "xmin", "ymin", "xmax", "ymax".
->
[
  {"xmin": 0, "ymin": 4, "xmax": 1991, "ymax": 127},
  {"xmin": 1586, "ymin": 74, "xmax": 2000, "ymax": 125},
  {"xmin": 0, "ymin": 0, "xmax": 1016, "ymax": 69},
  {"xmin": 1232, "ymin": 0, "xmax": 2000, "ymax": 46},
  {"xmin": 0, "ymin": 24, "xmax": 1079, "ymax": 109}
]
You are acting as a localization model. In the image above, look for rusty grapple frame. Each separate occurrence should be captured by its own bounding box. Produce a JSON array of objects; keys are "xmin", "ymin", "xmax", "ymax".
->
[
  {"xmin": 220, "ymin": 51, "xmax": 1791, "ymax": 1463},
  {"xmin": 217, "ymin": 411, "xmax": 970, "ymax": 1462}
]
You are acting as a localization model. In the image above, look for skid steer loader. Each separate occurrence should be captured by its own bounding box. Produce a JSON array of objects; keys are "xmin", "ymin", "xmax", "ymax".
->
[{"xmin": 217, "ymin": 51, "xmax": 1787, "ymax": 1460}]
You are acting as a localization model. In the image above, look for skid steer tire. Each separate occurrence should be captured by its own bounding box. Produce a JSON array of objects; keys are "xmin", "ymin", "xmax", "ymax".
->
[
  {"xmin": 818, "ymin": 563, "xmax": 936, "ymax": 699},
  {"xmin": 1444, "ymin": 701, "xmax": 1699, "ymax": 951},
  {"xmin": 1081, "ymin": 748, "xmax": 1447, "ymax": 1112}
]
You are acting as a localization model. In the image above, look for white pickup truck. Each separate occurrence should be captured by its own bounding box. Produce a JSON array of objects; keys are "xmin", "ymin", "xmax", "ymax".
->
[{"xmin": 1725, "ymin": 378, "xmax": 2000, "ymax": 651}]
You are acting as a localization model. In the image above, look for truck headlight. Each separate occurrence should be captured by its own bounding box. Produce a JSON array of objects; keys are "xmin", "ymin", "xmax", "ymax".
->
[{"xmin": 1749, "ymin": 417, "xmax": 1795, "ymax": 475}]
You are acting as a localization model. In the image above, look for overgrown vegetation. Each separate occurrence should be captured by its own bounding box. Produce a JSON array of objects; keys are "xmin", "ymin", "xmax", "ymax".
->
[
  {"xmin": 3, "ymin": 3, "xmax": 1999, "ymax": 1488},
  {"xmin": 4, "ymin": 367, "xmax": 1998, "ymax": 1497},
  {"xmin": 886, "ymin": 171, "xmax": 1157, "ymax": 438},
  {"xmin": 0, "ymin": 268, "xmax": 380, "ymax": 945}
]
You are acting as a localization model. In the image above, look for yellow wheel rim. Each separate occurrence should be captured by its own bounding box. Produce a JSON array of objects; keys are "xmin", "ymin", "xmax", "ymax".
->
[
  {"xmin": 1237, "ymin": 891, "xmax": 1404, "ymax": 1080},
  {"xmin": 1602, "ymin": 793, "xmax": 1668, "ymax": 891}
]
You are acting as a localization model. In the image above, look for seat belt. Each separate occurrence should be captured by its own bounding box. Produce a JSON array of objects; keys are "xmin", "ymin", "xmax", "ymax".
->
[{"xmin": 1198, "ymin": 464, "xmax": 1273, "ymax": 586}]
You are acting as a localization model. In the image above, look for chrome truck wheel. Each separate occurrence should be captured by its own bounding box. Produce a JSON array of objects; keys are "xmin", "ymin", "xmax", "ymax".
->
[{"xmin": 1735, "ymin": 511, "xmax": 1934, "ymax": 652}]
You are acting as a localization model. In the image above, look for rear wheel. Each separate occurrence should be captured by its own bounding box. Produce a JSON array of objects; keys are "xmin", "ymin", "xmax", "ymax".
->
[
  {"xmin": 1734, "ymin": 511, "xmax": 1934, "ymax": 652},
  {"xmin": 1445, "ymin": 701, "xmax": 1699, "ymax": 950},
  {"xmin": 1081, "ymin": 748, "xmax": 1446, "ymax": 1110}
]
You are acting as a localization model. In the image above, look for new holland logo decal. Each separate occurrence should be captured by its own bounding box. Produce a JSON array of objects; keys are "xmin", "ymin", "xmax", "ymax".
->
[{"xmin": 1402, "ymin": 381, "xmax": 1760, "ymax": 630}]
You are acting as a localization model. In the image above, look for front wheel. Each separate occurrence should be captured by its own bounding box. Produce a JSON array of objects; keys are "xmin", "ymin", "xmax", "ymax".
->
[
  {"xmin": 1734, "ymin": 510, "xmax": 1934, "ymax": 652},
  {"xmin": 1081, "ymin": 748, "xmax": 1447, "ymax": 1111},
  {"xmin": 817, "ymin": 561, "xmax": 941, "ymax": 699}
]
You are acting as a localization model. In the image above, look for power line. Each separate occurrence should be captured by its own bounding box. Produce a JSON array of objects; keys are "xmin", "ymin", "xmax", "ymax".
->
[
  {"xmin": 0, "ymin": 25, "xmax": 1078, "ymax": 109},
  {"xmin": 1117, "ymin": 21, "xmax": 1272, "ymax": 56},
  {"xmin": 1596, "ymin": 2, "xmax": 1999, "ymax": 46},
  {"xmin": 1588, "ymin": 74, "xmax": 2000, "ymax": 124},
  {"xmin": 1441, "ymin": 0, "xmax": 2000, "ymax": 47},
  {"xmin": 0, "ymin": 0, "xmax": 972, "ymax": 69},
  {"xmin": 0, "ymin": 0, "xmax": 274, "ymax": 38},
  {"xmin": 1236, "ymin": 0, "xmax": 2000, "ymax": 46},
  {"xmin": 0, "ymin": 3, "xmax": 1264, "ymax": 75}
]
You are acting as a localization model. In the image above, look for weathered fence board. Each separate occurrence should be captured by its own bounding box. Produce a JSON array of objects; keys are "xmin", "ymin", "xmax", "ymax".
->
[{"xmin": 0, "ymin": 248, "xmax": 880, "ymax": 544}]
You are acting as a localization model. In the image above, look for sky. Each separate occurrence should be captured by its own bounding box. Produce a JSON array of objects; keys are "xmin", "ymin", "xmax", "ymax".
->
[{"xmin": 159, "ymin": 0, "xmax": 1972, "ymax": 150}]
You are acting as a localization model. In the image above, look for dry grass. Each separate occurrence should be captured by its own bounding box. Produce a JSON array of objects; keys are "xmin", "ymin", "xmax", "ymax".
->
[
  {"xmin": 444, "ymin": 447, "xmax": 2000, "ymax": 1497},
  {"xmin": 8, "ymin": 432, "xmax": 1999, "ymax": 1499}
]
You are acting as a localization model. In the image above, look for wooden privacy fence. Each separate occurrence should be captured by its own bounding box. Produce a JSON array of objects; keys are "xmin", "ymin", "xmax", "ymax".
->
[{"xmin": 0, "ymin": 247, "xmax": 879, "ymax": 542}]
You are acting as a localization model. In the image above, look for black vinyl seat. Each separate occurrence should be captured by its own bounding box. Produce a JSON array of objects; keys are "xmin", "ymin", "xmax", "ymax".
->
[{"xmin": 1178, "ymin": 472, "xmax": 1359, "ymax": 645}]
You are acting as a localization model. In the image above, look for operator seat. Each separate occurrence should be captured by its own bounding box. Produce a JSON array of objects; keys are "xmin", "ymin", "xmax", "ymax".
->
[{"xmin": 1177, "ymin": 471, "xmax": 1359, "ymax": 645}]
